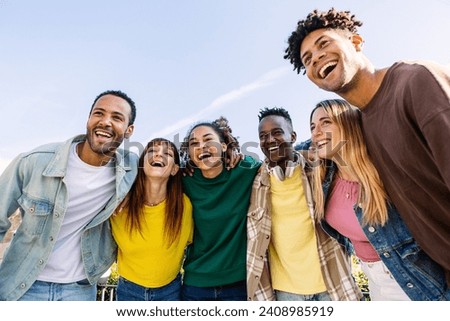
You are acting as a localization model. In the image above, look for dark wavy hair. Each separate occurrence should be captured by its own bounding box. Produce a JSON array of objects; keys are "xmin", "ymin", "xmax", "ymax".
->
[
  {"xmin": 180, "ymin": 116, "xmax": 240, "ymax": 166},
  {"xmin": 284, "ymin": 8, "xmax": 363, "ymax": 74},
  {"xmin": 123, "ymin": 138, "xmax": 184, "ymax": 246}
]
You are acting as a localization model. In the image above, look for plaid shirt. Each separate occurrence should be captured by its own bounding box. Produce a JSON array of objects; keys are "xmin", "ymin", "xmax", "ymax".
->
[{"xmin": 246, "ymin": 152, "xmax": 362, "ymax": 301}]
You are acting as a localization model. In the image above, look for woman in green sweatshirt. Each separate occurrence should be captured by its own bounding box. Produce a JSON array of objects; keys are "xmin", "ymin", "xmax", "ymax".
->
[{"xmin": 180, "ymin": 116, "xmax": 261, "ymax": 301}]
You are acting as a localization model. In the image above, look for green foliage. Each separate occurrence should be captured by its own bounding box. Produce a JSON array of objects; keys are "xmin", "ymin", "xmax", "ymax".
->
[
  {"xmin": 96, "ymin": 263, "xmax": 118, "ymax": 301},
  {"xmin": 107, "ymin": 263, "xmax": 119, "ymax": 285},
  {"xmin": 351, "ymin": 255, "xmax": 370, "ymax": 300}
]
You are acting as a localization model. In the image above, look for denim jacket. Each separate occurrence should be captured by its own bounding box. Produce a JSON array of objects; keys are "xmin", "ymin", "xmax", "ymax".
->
[
  {"xmin": 320, "ymin": 163, "xmax": 449, "ymax": 301},
  {"xmin": 0, "ymin": 135, "xmax": 138, "ymax": 300}
]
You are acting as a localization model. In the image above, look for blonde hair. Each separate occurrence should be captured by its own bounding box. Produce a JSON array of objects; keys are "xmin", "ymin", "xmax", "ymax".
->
[{"xmin": 310, "ymin": 99, "xmax": 389, "ymax": 226}]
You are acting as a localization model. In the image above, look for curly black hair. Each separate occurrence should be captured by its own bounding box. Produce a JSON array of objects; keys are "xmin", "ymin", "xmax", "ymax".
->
[
  {"xmin": 180, "ymin": 116, "xmax": 240, "ymax": 166},
  {"xmin": 258, "ymin": 107, "xmax": 293, "ymax": 128},
  {"xmin": 284, "ymin": 8, "xmax": 363, "ymax": 74}
]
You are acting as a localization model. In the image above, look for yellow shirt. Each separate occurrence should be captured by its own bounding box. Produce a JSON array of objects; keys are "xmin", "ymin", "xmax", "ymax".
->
[
  {"xmin": 110, "ymin": 194, "xmax": 193, "ymax": 288},
  {"xmin": 269, "ymin": 166, "xmax": 326, "ymax": 295}
]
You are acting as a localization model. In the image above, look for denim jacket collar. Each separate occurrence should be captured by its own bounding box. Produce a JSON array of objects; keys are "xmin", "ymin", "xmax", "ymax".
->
[{"xmin": 321, "ymin": 160, "xmax": 336, "ymax": 198}]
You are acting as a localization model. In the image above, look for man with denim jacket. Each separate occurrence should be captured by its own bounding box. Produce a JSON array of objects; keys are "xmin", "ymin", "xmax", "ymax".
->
[{"xmin": 0, "ymin": 90, "xmax": 139, "ymax": 301}]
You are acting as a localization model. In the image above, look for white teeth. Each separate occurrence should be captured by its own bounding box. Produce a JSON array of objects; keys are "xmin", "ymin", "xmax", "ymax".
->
[
  {"xmin": 268, "ymin": 146, "xmax": 278, "ymax": 151},
  {"xmin": 95, "ymin": 130, "xmax": 112, "ymax": 138},
  {"xmin": 199, "ymin": 153, "xmax": 211, "ymax": 160},
  {"xmin": 317, "ymin": 140, "xmax": 329, "ymax": 148},
  {"xmin": 319, "ymin": 61, "xmax": 337, "ymax": 78},
  {"xmin": 151, "ymin": 162, "xmax": 164, "ymax": 167}
]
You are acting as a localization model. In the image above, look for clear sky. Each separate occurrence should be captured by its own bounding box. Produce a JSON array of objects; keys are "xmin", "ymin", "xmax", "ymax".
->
[{"xmin": 1, "ymin": 0, "xmax": 449, "ymax": 174}]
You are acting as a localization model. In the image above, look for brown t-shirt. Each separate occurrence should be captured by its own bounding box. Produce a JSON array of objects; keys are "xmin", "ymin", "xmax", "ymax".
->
[{"xmin": 362, "ymin": 61, "xmax": 450, "ymax": 285}]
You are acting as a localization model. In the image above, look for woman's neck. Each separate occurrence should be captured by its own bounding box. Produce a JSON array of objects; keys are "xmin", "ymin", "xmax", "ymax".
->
[
  {"xmin": 200, "ymin": 164, "xmax": 224, "ymax": 179},
  {"xmin": 335, "ymin": 164, "xmax": 358, "ymax": 182},
  {"xmin": 144, "ymin": 178, "xmax": 168, "ymax": 206}
]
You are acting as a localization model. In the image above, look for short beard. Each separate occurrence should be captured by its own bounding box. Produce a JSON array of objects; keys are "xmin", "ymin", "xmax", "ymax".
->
[{"xmin": 87, "ymin": 137, "xmax": 121, "ymax": 158}]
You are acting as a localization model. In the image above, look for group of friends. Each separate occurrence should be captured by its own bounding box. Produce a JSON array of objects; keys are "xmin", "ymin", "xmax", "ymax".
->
[{"xmin": 0, "ymin": 8, "xmax": 449, "ymax": 301}]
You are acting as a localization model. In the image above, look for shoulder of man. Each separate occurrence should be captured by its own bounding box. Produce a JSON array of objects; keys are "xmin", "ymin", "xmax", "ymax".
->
[
  {"xmin": 239, "ymin": 154, "xmax": 263, "ymax": 169},
  {"xmin": 17, "ymin": 135, "xmax": 87, "ymax": 160},
  {"xmin": 394, "ymin": 60, "xmax": 450, "ymax": 100},
  {"xmin": 394, "ymin": 60, "xmax": 449, "ymax": 77},
  {"xmin": 18, "ymin": 141, "xmax": 66, "ymax": 159},
  {"xmin": 294, "ymin": 139, "xmax": 311, "ymax": 151},
  {"xmin": 115, "ymin": 147, "xmax": 139, "ymax": 169}
]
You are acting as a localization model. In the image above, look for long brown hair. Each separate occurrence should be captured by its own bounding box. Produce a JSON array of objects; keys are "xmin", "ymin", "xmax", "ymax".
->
[
  {"xmin": 124, "ymin": 138, "xmax": 184, "ymax": 246},
  {"xmin": 310, "ymin": 99, "xmax": 389, "ymax": 226}
]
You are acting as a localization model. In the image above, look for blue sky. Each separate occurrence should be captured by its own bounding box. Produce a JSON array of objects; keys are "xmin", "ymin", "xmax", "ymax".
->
[{"xmin": 1, "ymin": 0, "xmax": 449, "ymax": 173}]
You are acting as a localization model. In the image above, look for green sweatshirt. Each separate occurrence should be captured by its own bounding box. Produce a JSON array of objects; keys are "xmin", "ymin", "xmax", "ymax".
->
[{"xmin": 182, "ymin": 156, "xmax": 261, "ymax": 287}]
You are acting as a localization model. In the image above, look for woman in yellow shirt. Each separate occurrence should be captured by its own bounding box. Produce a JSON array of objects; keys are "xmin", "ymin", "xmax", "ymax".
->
[{"xmin": 111, "ymin": 138, "xmax": 193, "ymax": 301}]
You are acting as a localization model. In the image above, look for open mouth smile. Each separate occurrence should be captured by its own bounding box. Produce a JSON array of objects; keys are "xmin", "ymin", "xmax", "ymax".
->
[
  {"xmin": 198, "ymin": 152, "xmax": 213, "ymax": 161},
  {"xmin": 316, "ymin": 139, "xmax": 330, "ymax": 149},
  {"xmin": 150, "ymin": 161, "xmax": 165, "ymax": 167},
  {"xmin": 94, "ymin": 129, "xmax": 113, "ymax": 139},
  {"xmin": 319, "ymin": 61, "xmax": 338, "ymax": 79}
]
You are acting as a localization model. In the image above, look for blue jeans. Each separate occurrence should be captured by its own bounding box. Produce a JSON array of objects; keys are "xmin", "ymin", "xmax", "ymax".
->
[
  {"xmin": 18, "ymin": 279, "xmax": 96, "ymax": 301},
  {"xmin": 116, "ymin": 274, "xmax": 181, "ymax": 301},
  {"xmin": 182, "ymin": 280, "xmax": 247, "ymax": 301},
  {"xmin": 275, "ymin": 290, "xmax": 331, "ymax": 301}
]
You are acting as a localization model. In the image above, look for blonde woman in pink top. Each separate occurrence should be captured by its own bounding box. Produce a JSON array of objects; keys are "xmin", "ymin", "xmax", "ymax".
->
[{"xmin": 300, "ymin": 99, "xmax": 448, "ymax": 301}]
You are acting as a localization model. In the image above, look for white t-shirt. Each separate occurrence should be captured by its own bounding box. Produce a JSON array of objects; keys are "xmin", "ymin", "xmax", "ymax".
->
[{"xmin": 38, "ymin": 143, "xmax": 115, "ymax": 283}]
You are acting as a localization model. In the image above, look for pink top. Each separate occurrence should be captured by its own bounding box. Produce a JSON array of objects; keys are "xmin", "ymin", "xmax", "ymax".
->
[{"xmin": 325, "ymin": 178, "xmax": 380, "ymax": 262}]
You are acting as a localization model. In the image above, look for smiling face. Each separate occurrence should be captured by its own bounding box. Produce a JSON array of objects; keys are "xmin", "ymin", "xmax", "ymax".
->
[
  {"xmin": 310, "ymin": 107, "xmax": 343, "ymax": 160},
  {"xmin": 258, "ymin": 115, "xmax": 296, "ymax": 168},
  {"xmin": 143, "ymin": 141, "xmax": 179, "ymax": 179},
  {"xmin": 300, "ymin": 28, "xmax": 364, "ymax": 94},
  {"xmin": 84, "ymin": 94, "xmax": 134, "ymax": 162},
  {"xmin": 188, "ymin": 125, "xmax": 227, "ymax": 175}
]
